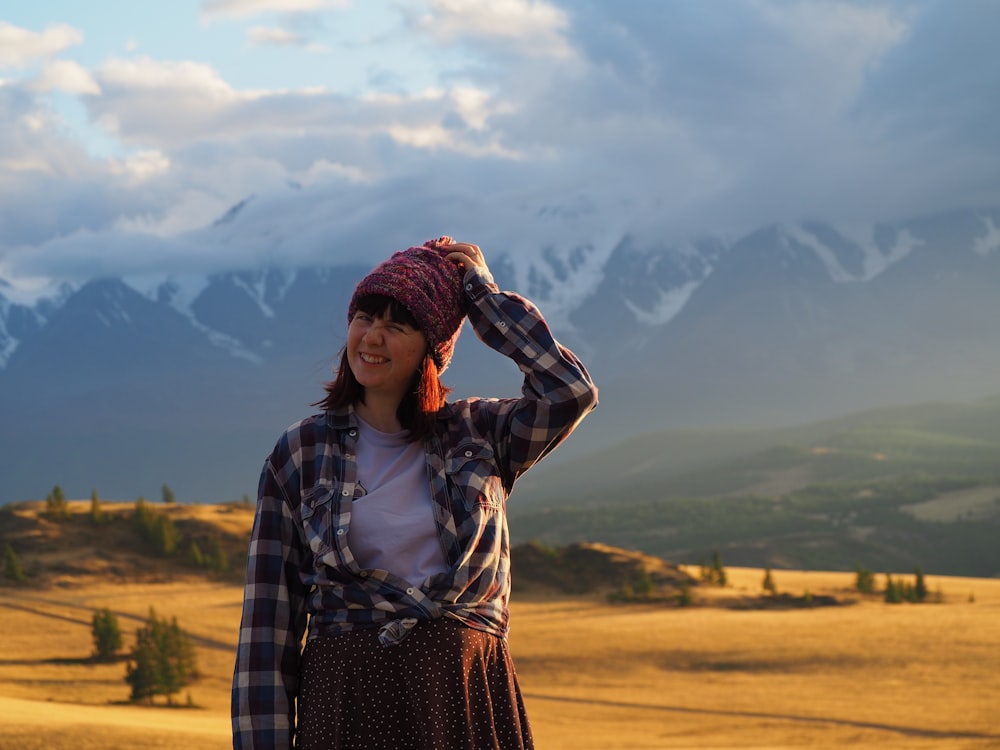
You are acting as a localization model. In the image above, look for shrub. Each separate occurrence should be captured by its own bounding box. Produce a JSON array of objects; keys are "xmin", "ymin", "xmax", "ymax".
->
[
  {"xmin": 914, "ymin": 566, "xmax": 928, "ymax": 602},
  {"xmin": 125, "ymin": 608, "xmax": 198, "ymax": 705},
  {"xmin": 700, "ymin": 551, "xmax": 727, "ymax": 587},
  {"xmin": 884, "ymin": 574, "xmax": 903, "ymax": 604},
  {"xmin": 762, "ymin": 567, "xmax": 777, "ymax": 595},
  {"xmin": 89, "ymin": 488, "xmax": 104, "ymax": 524},
  {"xmin": 3, "ymin": 543, "xmax": 26, "ymax": 583},
  {"xmin": 855, "ymin": 564, "xmax": 876, "ymax": 594},
  {"xmin": 45, "ymin": 485, "xmax": 70, "ymax": 520},
  {"xmin": 91, "ymin": 608, "xmax": 123, "ymax": 661},
  {"xmin": 134, "ymin": 499, "xmax": 179, "ymax": 556}
]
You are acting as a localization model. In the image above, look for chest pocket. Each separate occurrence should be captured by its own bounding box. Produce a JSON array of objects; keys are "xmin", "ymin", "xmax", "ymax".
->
[
  {"xmin": 446, "ymin": 442, "xmax": 506, "ymax": 512},
  {"xmin": 299, "ymin": 482, "xmax": 338, "ymax": 557}
]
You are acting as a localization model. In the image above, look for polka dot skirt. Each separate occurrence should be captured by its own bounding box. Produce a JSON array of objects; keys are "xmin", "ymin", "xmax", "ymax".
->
[{"xmin": 296, "ymin": 619, "xmax": 534, "ymax": 749}]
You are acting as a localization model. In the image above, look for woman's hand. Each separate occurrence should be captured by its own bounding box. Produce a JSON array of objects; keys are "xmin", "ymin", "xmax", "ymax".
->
[
  {"xmin": 426, "ymin": 235, "xmax": 489, "ymax": 275},
  {"xmin": 444, "ymin": 241, "xmax": 488, "ymax": 274}
]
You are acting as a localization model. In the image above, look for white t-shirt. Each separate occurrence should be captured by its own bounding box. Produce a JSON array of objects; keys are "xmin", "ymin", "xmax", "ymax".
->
[{"xmin": 347, "ymin": 417, "xmax": 448, "ymax": 587}]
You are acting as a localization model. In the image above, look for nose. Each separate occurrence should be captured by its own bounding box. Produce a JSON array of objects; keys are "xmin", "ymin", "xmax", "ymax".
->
[{"xmin": 362, "ymin": 320, "xmax": 385, "ymax": 344}]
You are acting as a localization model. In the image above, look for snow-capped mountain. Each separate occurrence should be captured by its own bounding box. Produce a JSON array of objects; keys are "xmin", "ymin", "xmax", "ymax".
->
[{"xmin": 2, "ymin": 206, "xmax": 999, "ymax": 504}]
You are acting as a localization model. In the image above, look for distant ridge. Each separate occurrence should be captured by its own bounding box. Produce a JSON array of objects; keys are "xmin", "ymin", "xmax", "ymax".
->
[{"xmin": 2, "ymin": 205, "xmax": 1000, "ymax": 505}]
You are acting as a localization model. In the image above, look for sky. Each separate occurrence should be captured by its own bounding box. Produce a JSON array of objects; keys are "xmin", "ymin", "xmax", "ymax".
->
[{"xmin": 1, "ymin": 0, "xmax": 998, "ymax": 299}]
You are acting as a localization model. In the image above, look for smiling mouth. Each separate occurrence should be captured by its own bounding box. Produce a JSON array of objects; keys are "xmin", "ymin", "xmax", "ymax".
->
[{"xmin": 360, "ymin": 352, "xmax": 388, "ymax": 364}]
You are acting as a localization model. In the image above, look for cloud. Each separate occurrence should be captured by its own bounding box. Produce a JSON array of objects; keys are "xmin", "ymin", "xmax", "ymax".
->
[
  {"xmin": 29, "ymin": 59, "xmax": 101, "ymax": 95},
  {"xmin": 247, "ymin": 26, "xmax": 305, "ymax": 46},
  {"xmin": 201, "ymin": 0, "xmax": 348, "ymax": 21},
  {"xmin": 0, "ymin": 21, "xmax": 83, "ymax": 69},
  {"xmin": 413, "ymin": 0, "xmax": 573, "ymax": 58},
  {"xmin": 2, "ymin": 1, "xmax": 999, "ymax": 292}
]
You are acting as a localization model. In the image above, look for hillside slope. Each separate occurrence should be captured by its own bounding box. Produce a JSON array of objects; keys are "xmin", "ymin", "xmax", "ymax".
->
[
  {"xmin": 511, "ymin": 396, "xmax": 1000, "ymax": 577},
  {"xmin": 0, "ymin": 500, "xmax": 694, "ymax": 598}
]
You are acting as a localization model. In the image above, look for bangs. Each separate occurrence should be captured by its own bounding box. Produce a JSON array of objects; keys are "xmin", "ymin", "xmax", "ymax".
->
[{"xmin": 354, "ymin": 294, "xmax": 421, "ymax": 330}]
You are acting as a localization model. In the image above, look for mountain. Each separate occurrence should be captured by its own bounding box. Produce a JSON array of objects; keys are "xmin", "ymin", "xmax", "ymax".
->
[{"xmin": 1, "ymin": 206, "xmax": 999, "ymax": 504}]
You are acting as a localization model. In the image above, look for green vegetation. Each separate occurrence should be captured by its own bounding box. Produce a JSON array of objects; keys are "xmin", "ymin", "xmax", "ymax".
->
[
  {"xmin": 161, "ymin": 484, "xmax": 176, "ymax": 505},
  {"xmin": 44, "ymin": 485, "xmax": 69, "ymax": 520},
  {"xmin": 700, "ymin": 551, "xmax": 727, "ymax": 586},
  {"xmin": 762, "ymin": 567, "xmax": 777, "ymax": 595},
  {"xmin": 91, "ymin": 608, "xmax": 123, "ymax": 661},
  {"xmin": 855, "ymin": 564, "xmax": 876, "ymax": 594},
  {"xmin": 0, "ymin": 497, "xmax": 252, "ymax": 588},
  {"xmin": 884, "ymin": 567, "xmax": 931, "ymax": 604},
  {"xmin": 512, "ymin": 474, "xmax": 1000, "ymax": 577},
  {"xmin": 510, "ymin": 395, "xmax": 1000, "ymax": 577},
  {"xmin": 89, "ymin": 488, "xmax": 104, "ymax": 524},
  {"xmin": 134, "ymin": 498, "xmax": 179, "ymax": 556},
  {"xmin": 188, "ymin": 537, "xmax": 229, "ymax": 573},
  {"xmin": 3, "ymin": 542, "xmax": 26, "ymax": 583},
  {"xmin": 125, "ymin": 608, "xmax": 199, "ymax": 705}
]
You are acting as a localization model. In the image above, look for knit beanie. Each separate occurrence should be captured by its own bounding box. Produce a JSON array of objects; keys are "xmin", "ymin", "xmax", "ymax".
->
[{"xmin": 347, "ymin": 237, "xmax": 468, "ymax": 371}]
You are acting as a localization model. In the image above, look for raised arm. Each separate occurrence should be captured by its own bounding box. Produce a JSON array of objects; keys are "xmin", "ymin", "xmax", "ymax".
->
[{"xmin": 444, "ymin": 241, "xmax": 598, "ymax": 483}]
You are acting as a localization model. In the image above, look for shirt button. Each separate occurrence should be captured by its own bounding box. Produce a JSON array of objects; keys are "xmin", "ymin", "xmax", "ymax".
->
[
  {"xmin": 464, "ymin": 450, "xmax": 473, "ymax": 458},
  {"xmin": 406, "ymin": 587, "xmax": 415, "ymax": 595},
  {"xmin": 342, "ymin": 489, "xmax": 350, "ymax": 496},
  {"xmin": 360, "ymin": 571, "xmax": 369, "ymax": 578},
  {"xmin": 349, "ymin": 429, "xmax": 357, "ymax": 437},
  {"xmin": 336, "ymin": 528, "xmax": 345, "ymax": 536},
  {"xmin": 466, "ymin": 283, "xmax": 473, "ymax": 291},
  {"xmin": 498, "ymin": 320, "xmax": 507, "ymax": 328}
]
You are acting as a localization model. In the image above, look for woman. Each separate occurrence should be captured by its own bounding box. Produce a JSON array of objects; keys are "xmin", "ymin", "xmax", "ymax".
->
[{"xmin": 232, "ymin": 237, "xmax": 598, "ymax": 749}]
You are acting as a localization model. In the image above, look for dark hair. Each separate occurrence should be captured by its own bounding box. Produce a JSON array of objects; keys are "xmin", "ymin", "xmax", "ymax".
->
[{"xmin": 315, "ymin": 294, "xmax": 451, "ymax": 441}]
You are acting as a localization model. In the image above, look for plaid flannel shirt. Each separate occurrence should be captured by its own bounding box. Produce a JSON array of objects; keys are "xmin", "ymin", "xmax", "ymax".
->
[{"xmin": 231, "ymin": 267, "xmax": 598, "ymax": 749}]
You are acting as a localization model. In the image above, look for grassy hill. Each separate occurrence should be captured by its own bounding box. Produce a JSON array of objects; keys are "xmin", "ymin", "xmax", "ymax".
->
[
  {"xmin": 0, "ymin": 499, "xmax": 698, "ymax": 600},
  {"xmin": 4, "ymin": 500, "xmax": 1000, "ymax": 748},
  {"xmin": 0, "ymin": 500, "xmax": 255, "ymax": 587},
  {"xmin": 5, "ymin": 393, "xmax": 998, "ymax": 584},
  {"xmin": 511, "ymin": 395, "xmax": 1000, "ymax": 577}
]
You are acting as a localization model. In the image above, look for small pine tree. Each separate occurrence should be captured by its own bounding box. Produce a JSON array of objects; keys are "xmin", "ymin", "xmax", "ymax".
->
[
  {"xmin": 126, "ymin": 620, "xmax": 162, "ymax": 704},
  {"xmin": 125, "ymin": 608, "xmax": 198, "ymax": 704},
  {"xmin": 884, "ymin": 574, "xmax": 903, "ymax": 604},
  {"xmin": 762, "ymin": 567, "xmax": 777, "ymax": 595},
  {"xmin": 45, "ymin": 485, "xmax": 70, "ymax": 519},
  {"xmin": 855, "ymin": 564, "xmax": 875, "ymax": 594},
  {"xmin": 152, "ymin": 514, "xmax": 178, "ymax": 556},
  {"xmin": 89, "ymin": 488, "xmax": 104, "ymax": 524},
  {"xmin": 161, "ymin": 484, "xmax": 176, "ymax": 505},
  {"xmin": 134, "ymin": 499, "xmax": 178, "ymax": 556},
  {"xmin": 164, "ymin": 616, "xmax": 198, "ymax": 697},
  {"xmin": 914, "ymin": 566, "xmax": 928, "ymax": 602},
  {"xmin": 710, "ymin": 550, "xmax": 727, "ymax": 587},
  {"xmin": 3, "ymin": 543, "xmax": 27, "ymax": 583},
  {"xmin": 91, "ymin": 608, "xmax": 123, "ymax": 661}
]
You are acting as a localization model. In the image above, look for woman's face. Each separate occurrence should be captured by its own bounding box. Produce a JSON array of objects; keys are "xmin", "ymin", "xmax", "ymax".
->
[{"xmin": 347, "ymin": 309, "xmax": 428, "ymax": 405}]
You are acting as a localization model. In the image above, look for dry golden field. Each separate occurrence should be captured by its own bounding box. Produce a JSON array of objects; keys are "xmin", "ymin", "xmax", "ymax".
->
[{"xmin": 1, "ymin": 566, "xmax": 999, "ymax": 749}]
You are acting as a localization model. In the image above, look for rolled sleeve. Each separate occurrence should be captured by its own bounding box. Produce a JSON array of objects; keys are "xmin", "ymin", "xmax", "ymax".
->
[{"xmin": 464, "ymin": 268, "xmax": 598, "ymax": 482}]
